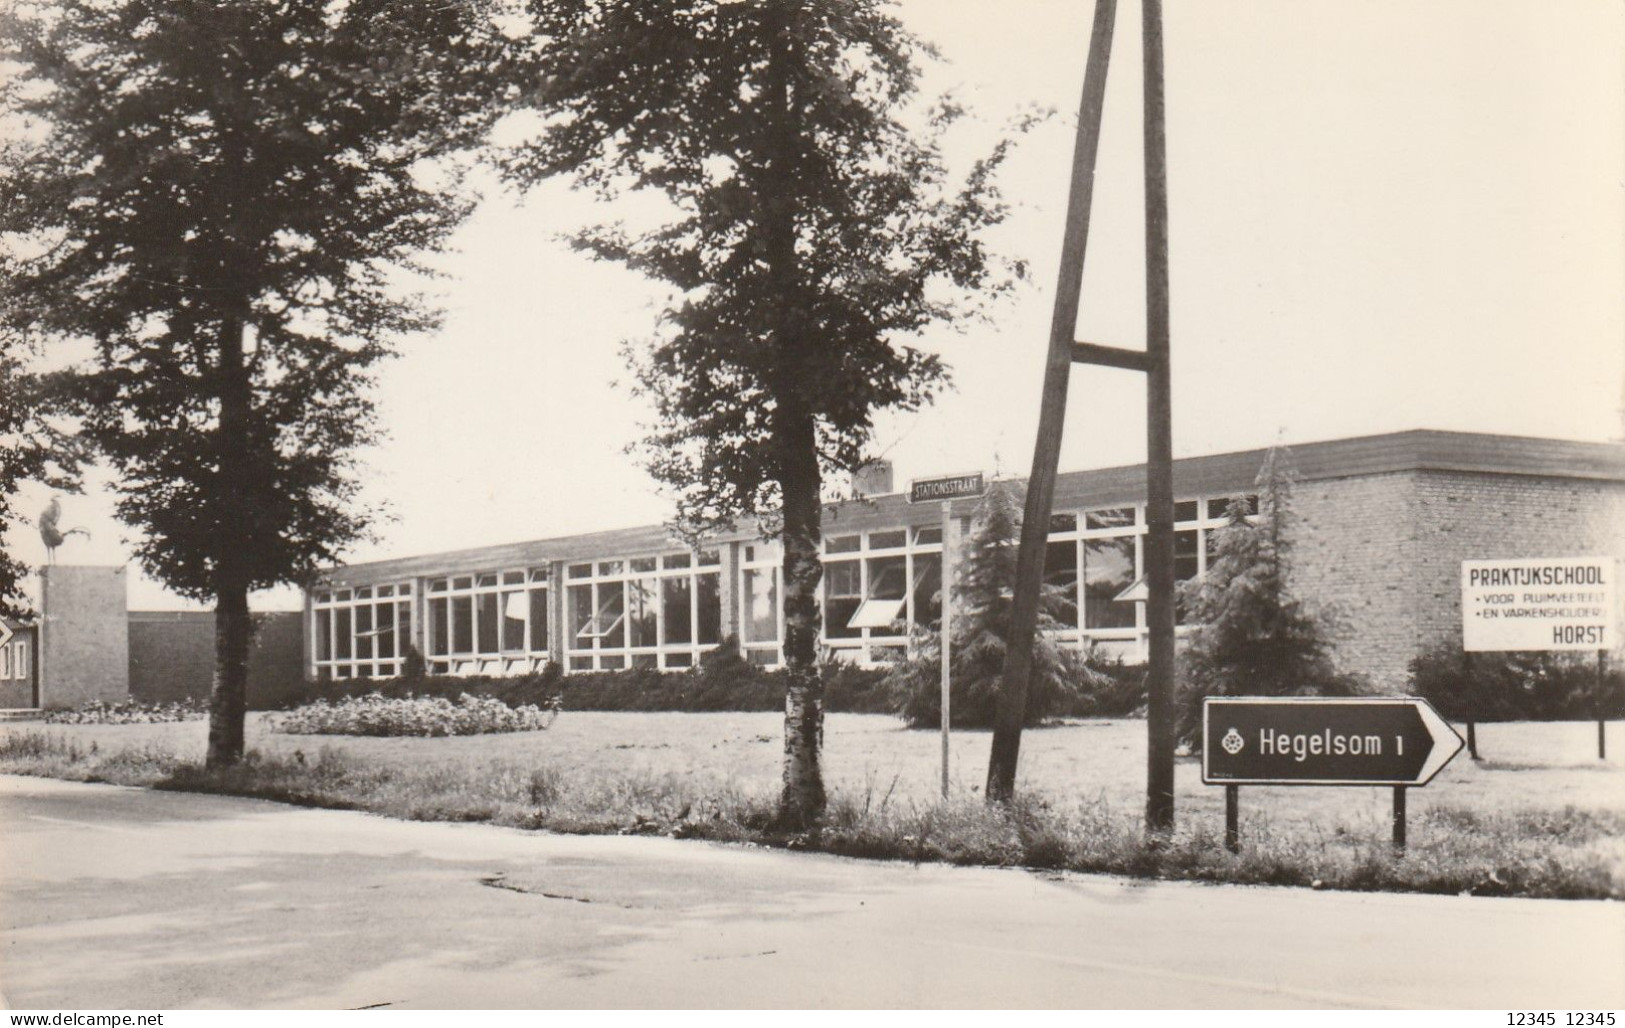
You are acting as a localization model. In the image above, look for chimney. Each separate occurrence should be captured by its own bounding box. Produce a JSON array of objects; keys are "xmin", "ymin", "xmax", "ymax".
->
[{"xmin": 852, "ymin": 460, "xmax": 893, "ymax": 498}]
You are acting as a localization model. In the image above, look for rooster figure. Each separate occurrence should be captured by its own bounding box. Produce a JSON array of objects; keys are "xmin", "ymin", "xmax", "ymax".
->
[{"xmin": 38, "ymin": 496, "xmax": 90, "ymax": 564}]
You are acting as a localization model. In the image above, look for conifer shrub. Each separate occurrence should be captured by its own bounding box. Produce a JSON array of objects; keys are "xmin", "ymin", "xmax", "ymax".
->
[
  {"xmin": 401, "ymin": 644, "xmax": 428, "ymax": 684},
  {"xmin": 1058, "ymin": 653, "xmax": 1148, "ymax": 718},
  {"xmin": 1175, "ymin": 448, "xmax": 1365, "ymax": 750},
  {"xmin": 886, "ymin": 482, "xmax": 1097, "ymax": 728}
]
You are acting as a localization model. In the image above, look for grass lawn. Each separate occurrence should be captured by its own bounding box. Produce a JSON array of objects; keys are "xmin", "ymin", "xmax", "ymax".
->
[{"xmin": 3, "ymin": 712, "xmax": 1621, "ymax": 898}]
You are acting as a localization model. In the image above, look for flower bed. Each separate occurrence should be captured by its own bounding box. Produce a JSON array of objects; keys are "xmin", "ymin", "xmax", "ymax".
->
[
  {"xmin": 273, "ymin": 692, "xmax": 559, "ymax": 737},
  {"xmin": 43, "ymin": 699, "xmax": 209, "ymax": 725}
]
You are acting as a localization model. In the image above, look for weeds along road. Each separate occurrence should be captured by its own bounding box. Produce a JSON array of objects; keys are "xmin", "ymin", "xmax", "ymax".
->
[{"xmin": 1, "ymin": 775, "xmax": 1620, "ymax": 1010}]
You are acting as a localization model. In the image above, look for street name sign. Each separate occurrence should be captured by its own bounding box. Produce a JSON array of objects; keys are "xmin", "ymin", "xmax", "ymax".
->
[
  {"xmin": 1203, "ymin": 697, "xmax": 1464, "ymax": 786},
  {"xmin": 1461, "ymin": 556, "xmax": 1617, "ymax": 652},
  {"xmin": 908, "ymin": 473, "xmax": 985, "ymax": 505},
  {"xmin": 906, "ymin": 470, "xmax": 987, "ymax": 799}
]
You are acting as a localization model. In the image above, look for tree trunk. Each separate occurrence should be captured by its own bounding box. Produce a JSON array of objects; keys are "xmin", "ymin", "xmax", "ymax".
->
[
  {"xmin": 777, "ymin": 404, "xmax": 825, "ymax": 827},
  {"xmin": 206, "ymin": 586, "xmax": 253, "ymax": 768},
  {"xmin": 206, "ymin": 313, "xmax": 253, "ymax": 768},
  {"xmin": 760, "ymin": 9, "xmax": 824, "ymax": 828}
]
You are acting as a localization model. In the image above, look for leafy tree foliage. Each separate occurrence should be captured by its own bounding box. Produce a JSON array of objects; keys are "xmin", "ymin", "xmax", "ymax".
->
[
  {"xmin": 0, "ymin": 0, "xmax": 508, "ymax": 763},
  {"xmin": 887, "ymin": 482, "xmax": 1090, "ymax": 728},
  {"xmin": 1175, "ymin": 448, "xmax": 1363, "ymax": 749},
  {"xmin": 0, "ymin": 355, "xmax": 85, "ymax": 617},
  {"xmin": 502, "ymin": 0, "xmax": 1026, "ymax": 824}
]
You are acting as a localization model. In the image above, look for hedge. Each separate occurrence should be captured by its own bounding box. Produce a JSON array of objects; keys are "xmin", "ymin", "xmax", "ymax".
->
[
  {"xmin": 268, "ymin": 642, "xmax": 1148, "ymax": 723},
  {"xmin": 272, "ymin": 644, "xmax": 897, "ymax": 715}
]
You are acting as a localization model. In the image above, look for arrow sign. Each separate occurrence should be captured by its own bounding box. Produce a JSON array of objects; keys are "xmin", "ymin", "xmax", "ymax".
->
[{"xmin": 1203, "ymin": 697, "xmax": 1464, "ymax": 786}]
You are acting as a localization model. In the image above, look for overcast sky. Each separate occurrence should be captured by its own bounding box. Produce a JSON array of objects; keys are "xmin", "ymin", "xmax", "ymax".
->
[{"xmin": 9, "ymin": 0, "xmax": 1623, "ymax": 612}]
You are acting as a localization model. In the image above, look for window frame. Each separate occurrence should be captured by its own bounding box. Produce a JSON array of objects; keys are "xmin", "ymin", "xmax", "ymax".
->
[
  {"xmin": 564, "ymin": 549, "xmax": 724, "ymax": 671},
  {"xmin": 421, "ymin": 568, "xmax": 551, "ymax": 677},
  {"xmin": 311, "ymin": 581, "xmax": 415, "ymax": 679}
]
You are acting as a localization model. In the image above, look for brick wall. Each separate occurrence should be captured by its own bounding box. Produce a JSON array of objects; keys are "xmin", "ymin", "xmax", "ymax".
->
[
  {"xmin": 128, "ymin": 611, "xmax": 306, "ymax": 709},
  {"xmin": 1288, "ymin": 471, "xmax": 1420, "ymax": 691},
  {"xmin": 1409, "ymin": 471, "xmax": 1625, "ymax": 658},
  {"xmin": 1287, "ymin": 470, "xmax": 1625, "ymax": 691},
  {"xmin": 127, "ymin": 613, "xmax": 212, "ymax": 705}
]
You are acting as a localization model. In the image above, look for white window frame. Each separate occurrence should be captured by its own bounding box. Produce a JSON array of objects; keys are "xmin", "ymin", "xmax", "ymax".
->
[
  {"xmin": 1062, "ymin": 493, "xmax": 1259, "ymax": 663},
  {"xmin": 818, "ymin": 526, "xmax": 944, "ymax": 666},
  {"xmin": 312, "ymin": 582, "xmax": 415, "ymax": 680},
  {"xmin": 565, "ymin": 550, "xmax": 723, "ymax": 671},
  {"xmin": 423, "ymin": 568, "xmax": 551, "ymax": 677}
]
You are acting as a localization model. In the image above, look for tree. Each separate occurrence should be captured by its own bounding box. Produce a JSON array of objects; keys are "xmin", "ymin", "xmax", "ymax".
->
[
  {"xmin": 0, "ymin": 0, "xmax": 508, "ymax": 764},
  {"xmin": 1175, "ymin": 448, "xmax": 1362, "ymax": 749},
  {"xmin": 887, "ymin": 481, "xmax": 1090, "ymax": 728},
  {"xmin": 502, "ymin": 0, "xmax": 1026, "ymax": 825},
  {"xmin": 0, "ymin": 354, "xmax": 85, "ymax": 617}
]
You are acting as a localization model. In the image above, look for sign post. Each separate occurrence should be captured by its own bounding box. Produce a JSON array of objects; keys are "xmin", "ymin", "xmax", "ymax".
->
[
  {"xmin": 1462, "ymin": 557, "xmax": 1617, "ymax": 759},
  {"xmin": 909, "ymin": 473, "xmax": 986, "ymax": 799},
  {"xmin": 1204, "ymin": 697, "xmax": 1464, "ymax": 852},
  {"xmin": 1599, "ymin": 652, "xmax": 1609, "ymax": 761}
]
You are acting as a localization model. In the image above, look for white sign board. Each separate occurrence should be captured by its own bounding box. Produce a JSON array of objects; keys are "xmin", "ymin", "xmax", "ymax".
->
[{"xmin": 1461, "ymin": 557, "xmax": 1617, "ymax": 652}]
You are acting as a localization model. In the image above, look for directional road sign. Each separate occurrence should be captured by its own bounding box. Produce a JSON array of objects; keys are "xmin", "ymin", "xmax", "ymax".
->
[
  {"xmin": 1203, "ymin": 697, "xmax": 1464, "ymax": 786},
  {"xmin": 908, "ymin": 473, "xmax": 985, "ymax": 505}
]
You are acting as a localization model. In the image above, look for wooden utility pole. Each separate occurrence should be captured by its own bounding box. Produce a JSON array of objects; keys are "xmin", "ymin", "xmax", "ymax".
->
[
  {"xmin": 1140, "ymin": 0, "xmax": 1177, "ymax": 835},
  {"xmin": 985, "ymin": 0, "xmax": 1119, "ymax": 803},
  {"xmin": 988, "ymin": 0, "xmax": 1179, "ymax": 832}
]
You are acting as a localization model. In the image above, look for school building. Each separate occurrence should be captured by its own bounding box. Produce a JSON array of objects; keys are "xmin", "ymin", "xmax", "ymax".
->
[{"xmin": 305, "ymin": 429, "xmax": 1625, "ymax": 693}]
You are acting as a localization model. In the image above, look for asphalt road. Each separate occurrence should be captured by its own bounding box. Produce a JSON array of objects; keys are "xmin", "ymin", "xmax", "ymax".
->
[{"xmin": 1, "ymin": 775, "xmax": 1620, "ymax": 1010}]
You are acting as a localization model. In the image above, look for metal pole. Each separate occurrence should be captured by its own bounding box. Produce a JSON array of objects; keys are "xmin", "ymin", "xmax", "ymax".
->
[
  {"xmin": 1224, "ymin": 785, "xmax": 1240, "ymax": 853},
  {"xmin": 1598, "ymin": 649, "xmax": 1608, "ymax": 761},
  {"xmin": 1142, "ymin": 0, "xmax": 1177, "ymax": 836},
  {"xmin": 985, "ymin": 0, "xmax": 1118, "ymax": 804},
  {"xmin": 1392, "ymin": 786, "xmax": 1407, "ymax": 852},
  {"xmin": 1463, "ymin": 649, "xmax": 1480, "ymax": 760},
  {"xmin": 941, "ymin": 500, "xmax": 952, "ymax": 799}
]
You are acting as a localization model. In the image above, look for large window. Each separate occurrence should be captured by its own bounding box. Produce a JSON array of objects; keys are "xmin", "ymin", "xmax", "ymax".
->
[
  {"xmin": 1045, "ymin": 537, "xmax": 1080, "ymax": 628},
  {"xmin": 740, "ymin": 543, "xmax": 782, "ymax": 666},
  {"xmin": 822, "ymin": 557, "xmax": 863, "ymax": 641},
  {"xmin": 1041, "ymin": 493, "xmax": 1258, "ymax": 662},
  {"xmin": 1083, "ymin": 535, "xmax": 1137, "ymax": 630},
  {"xmin": 566, "ymin": 550, "xmax": 722, "ymax": 671},
  {"xmin": 818, "ymin": 525, "xmax": 944, "ymax": 665},
  {"xmin": 0, "ymin": 634, "xmax": 28, "ymax": 683},
  {"xmin": 424, "ymin": 568, "xmax": 550, "ymax": 676},
  {"xmin": 312, "ymin": 583, "xmax": 414, "ymax": 679}
]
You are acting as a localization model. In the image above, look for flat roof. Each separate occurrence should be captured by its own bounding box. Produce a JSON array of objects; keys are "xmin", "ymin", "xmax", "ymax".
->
[{"xmin": 313, "ymin": 429, "xmax": 1625, "ymax": 590}]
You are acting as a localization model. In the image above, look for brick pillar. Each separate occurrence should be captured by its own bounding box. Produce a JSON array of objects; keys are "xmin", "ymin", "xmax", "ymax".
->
[
  {"xmin": 39, "ymin": 565, "xmax": 130, "ymax": 710},
  {"xmin": 302, "ymin": 587, "xmax": 317, "ymax": 681},
  {"xmin": 408, "ymin": 577, "xmax": 426, "ymax": 659},
  {"xmin": 719, "ymin": 540, "xmax": 741, "ymax": 645},
  {"xmin": 549, "ymin": 560, "xmax": 567, "ymax": 672}
]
